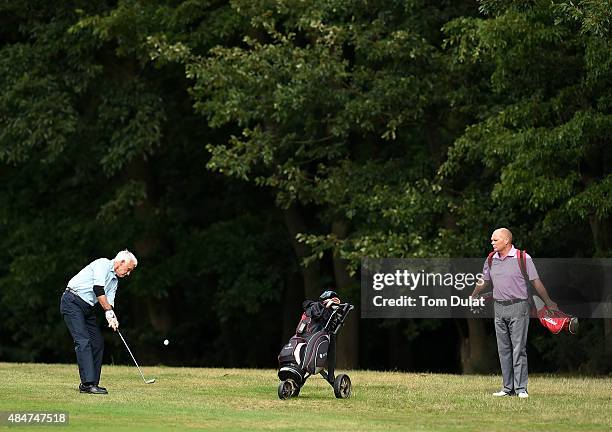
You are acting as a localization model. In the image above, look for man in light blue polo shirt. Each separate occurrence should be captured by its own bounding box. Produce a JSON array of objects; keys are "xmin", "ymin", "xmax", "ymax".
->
[
  {"xmin": 472, "ymin": 228, "xmax": 558, "ymax": 399},
  {"xmin": 60, "ymin": 250, "xmax": 137, "ymax": 394}
]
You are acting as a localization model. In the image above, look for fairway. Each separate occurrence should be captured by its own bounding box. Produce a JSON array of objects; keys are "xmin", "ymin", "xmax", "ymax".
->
[{"xmin": 0, "ymin": 363, "xmax": 610, "ymax": 431}]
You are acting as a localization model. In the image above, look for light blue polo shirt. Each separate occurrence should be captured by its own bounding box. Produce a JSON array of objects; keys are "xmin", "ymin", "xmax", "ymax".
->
[
  {"xmin": 67, "ymin": 258, "xmax": 118, "ymax": 306},
  {"xmin": 482, "ymin": 246, "xmax": 539, "ymax": 301}
]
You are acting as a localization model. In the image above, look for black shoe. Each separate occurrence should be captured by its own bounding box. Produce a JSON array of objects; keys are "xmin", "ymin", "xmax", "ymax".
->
[
  {"xmin": 79, "ymin": 383, "xmax": 108, "ymax": 394},
  {"xmin": 79, "ymin": 383, "xmax": 106, "ymax": 391}
]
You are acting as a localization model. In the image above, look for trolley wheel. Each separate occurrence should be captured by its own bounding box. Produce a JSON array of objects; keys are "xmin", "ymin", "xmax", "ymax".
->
[
  {"xmin": 292, "ymin": 385, "xmax": 301, "ymax": 397},
  {"xmin": 333, "ymin": 374, "xmax": 352, "ymax": 399},
  {"xmin": 278, "ymin": 380, "xmax": 295, "ymax": 400}
]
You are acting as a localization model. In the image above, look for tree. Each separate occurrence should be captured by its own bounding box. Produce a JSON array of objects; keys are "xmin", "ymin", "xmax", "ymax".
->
[
  {"xmin": 0, "ymin": 0, "xmax": 292, "ymax": 366},
  {"xmin": 440, "ymin": 0, "xmax": 612, "ymax": 371},
  {"xmin": 154, "ymin": 0, "xmax": 479, "ymax": 367}
]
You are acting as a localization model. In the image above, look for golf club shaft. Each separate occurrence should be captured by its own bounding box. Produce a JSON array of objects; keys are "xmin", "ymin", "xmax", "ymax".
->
[{"xmin": 117, "ymin": 330, "xmax": 148, "ymax": 384}]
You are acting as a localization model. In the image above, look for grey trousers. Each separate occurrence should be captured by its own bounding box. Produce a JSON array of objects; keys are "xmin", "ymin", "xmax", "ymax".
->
[{"xmin": 494, "ymin": 299, "xmax": 530, "ymax": 394}]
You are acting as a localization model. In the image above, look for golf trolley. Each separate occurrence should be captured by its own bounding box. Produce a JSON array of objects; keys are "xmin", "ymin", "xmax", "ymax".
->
[{"xmin": 277, "ymin": 302, "xmax": 354, "ymax": 400}]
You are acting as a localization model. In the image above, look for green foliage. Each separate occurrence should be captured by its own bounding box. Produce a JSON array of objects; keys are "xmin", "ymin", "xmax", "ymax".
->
[
  {"xmin": 97, "ymin": 180, "xmax": 148, "ymax": 222},
  {"xmin": 1, "ymin": 0, "xmax": 610, "ymax": 372},
  {"xmin": 552, "ymin": 0, "xmax": 612, "ymax": 37},
  {"xmin": 0, "ymin": 0, "xmax": 290, "ymax": 365},
  {"xmin": 438, "ymin": 0, "xmax": 611, "ymax": 372},
  {"xmin": 0, "ymin": 40, "xmax": 79, "ymax": 164},
  {"xmin": 154, "ymin": 0, "xmax": 466, "ymax": 268},
  {"xmin": 193, "ymin": 213, "xmax": 293, "ymax": 321},
  {"xmin": 152, "ymin": 0, "xmax": 611, "ymax": 371},
  {"xmin": 441, "ymin": 0, "xmax": 611, "ymax": 256}
]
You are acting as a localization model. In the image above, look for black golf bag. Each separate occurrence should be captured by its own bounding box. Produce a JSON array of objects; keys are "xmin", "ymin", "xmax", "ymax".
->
[{"xmin": 277, "ymin": 299, "xmax": 354, "ymax": 399}]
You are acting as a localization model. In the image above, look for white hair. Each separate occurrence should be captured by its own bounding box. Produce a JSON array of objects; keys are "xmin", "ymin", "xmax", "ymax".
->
[{"xmin": 115, "ymin": 249, "xmax": 138, "ymax": 266}]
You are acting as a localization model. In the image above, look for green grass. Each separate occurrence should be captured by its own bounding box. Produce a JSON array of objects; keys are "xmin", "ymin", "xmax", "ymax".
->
[{"xmin": 0, "ymin": 363, "xmax": 610, "ymax": 431}]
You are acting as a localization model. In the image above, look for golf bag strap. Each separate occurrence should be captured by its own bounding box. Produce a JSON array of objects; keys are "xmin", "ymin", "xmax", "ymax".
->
[
  {"xmin": 517, "ymin": 250, "xmax": 528, "ymax": 281},
  {"xmin": 487, "ymin": 251, "xmax": 495, "ymax": 270},
  {"xmin": 517, "ymin": 250, "xmax": 537, "ymax": 314},
  {"xmin": 488, "ymin": 250, "xmax": 527, "ymax": 272}
]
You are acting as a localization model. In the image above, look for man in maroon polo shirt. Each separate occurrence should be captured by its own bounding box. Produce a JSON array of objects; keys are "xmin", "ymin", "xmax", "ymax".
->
[{"xmin": 472, "ymin": 228, "xmax": 558, "ymax": 398}]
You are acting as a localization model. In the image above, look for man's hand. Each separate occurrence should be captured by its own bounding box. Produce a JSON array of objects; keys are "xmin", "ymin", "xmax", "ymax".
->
[
  {"xmin": 323, "ymin": 297, "xmax": 341, "ymax": 308},
  {"xmin": 469, "ymin": 291, "xmax": 492, "ymax": 315},
  {"xmin": 469, "ymin": 298, "xmax": 486, "ymax": 315},
  {"xmin": 105, "ymin": 310, "xmax": 119, "ymax": 331},
  {"xmin": 531, "ymin": 279, "xmax": 559, "ymax": 315},
  {"xmin": 546, "ymin": 301, "xmax": 559, "ymax": 314}
]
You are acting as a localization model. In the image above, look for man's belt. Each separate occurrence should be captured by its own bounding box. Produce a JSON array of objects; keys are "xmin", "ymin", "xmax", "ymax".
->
[
  {"xmin": 64, "ymin": 288, "xmax": 94, "ymax": 307},
  {"xmin": 494, "ymin": 298, "xmax": 527, "ymax": 305}
]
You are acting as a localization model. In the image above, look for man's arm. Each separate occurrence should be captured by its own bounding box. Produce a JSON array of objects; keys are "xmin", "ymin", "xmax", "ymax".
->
[
  {"xmin": 471, "ymin": 279, "xmax": 491, "ymax": 298},
  {"xmin": 531, "ymin": 278, "xmax": 559, "ymax": 311},
  {"xmin": 93, "ymin": 285, "xmax": 114, "ymax": 311},
  {"xmin": 94, "ymin": 286, "xmax": 119, "ymax": 331},
  {"xmin": 96, "ymin": 294, "xmax": 113, "ymax": 311}
]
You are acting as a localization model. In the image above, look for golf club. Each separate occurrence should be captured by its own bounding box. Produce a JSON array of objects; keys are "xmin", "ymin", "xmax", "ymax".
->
[{"xmin": 117, "ymin": 330, "xmax": 156, "ymax": 384}]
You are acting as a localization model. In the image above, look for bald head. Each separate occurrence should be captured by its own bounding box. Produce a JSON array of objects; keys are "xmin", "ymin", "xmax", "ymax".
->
[
  {"xmin": 491, "ymin": 228, "xmax": 513, "ymax": 255},
  {"xmin": 493, "ymin": 228, "xmax": 512, "ymax": 243}
]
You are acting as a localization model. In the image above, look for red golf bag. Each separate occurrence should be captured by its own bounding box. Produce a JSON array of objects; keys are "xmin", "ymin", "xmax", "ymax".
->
[{"xmin": 532, "ymin": 295, "xmax": 579, "ymax": 334}]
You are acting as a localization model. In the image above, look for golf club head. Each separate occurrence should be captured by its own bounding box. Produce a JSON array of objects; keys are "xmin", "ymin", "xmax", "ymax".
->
[{"xmin": 145, "ymin": 379, "xmax": 156, "ymax": 384}]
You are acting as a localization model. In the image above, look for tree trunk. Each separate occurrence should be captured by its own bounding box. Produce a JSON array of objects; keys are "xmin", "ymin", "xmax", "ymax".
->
[
  {"xmin": 283, "ymin": 205, "xmax": 321, "ymax": 299},
  {"xmin": 281, "ymin": 272, "xmax": 303, "ymax": 343},
  {"xmin": 126, "ymin": 157, "xmax": 173, "ymax": 335},
  {"xmin": 588, "ymin": 216, "xmax": 612, "ymax": 363},
  {"xmin": 605, "ymin": 319, "xmax": 612, "ymax": 359},
  {"xmin": 457, "ymin": 319, "xmax": 497, "ymax": 374},
  {"xmin": 331, "ymin": 221, "xmax": 359, "ymax": 369}
]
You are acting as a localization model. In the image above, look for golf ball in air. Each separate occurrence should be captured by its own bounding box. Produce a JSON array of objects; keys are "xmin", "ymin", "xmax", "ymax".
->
[{"xmin": 163, "ymin": 339, "xmax": 169, "ymax": 346}]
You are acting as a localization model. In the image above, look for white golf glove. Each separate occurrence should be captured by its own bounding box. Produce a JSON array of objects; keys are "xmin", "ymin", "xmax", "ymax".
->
[
  {"xmin": 323, "ymin": 298, "xmax": 341, "ymax": 308},
  {"xmin": 105, "ymin": 310, "xmax": 119, "ymax": 331}
]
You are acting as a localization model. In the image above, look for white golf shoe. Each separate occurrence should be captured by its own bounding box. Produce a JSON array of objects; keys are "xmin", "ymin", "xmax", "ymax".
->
[
  {"xmin": 518, "ymin": 391, "xmax": 529, "ymax": 398},
  {"xmin": 492, "ymin": 391, "xmax": 512, "ymax": 397}
]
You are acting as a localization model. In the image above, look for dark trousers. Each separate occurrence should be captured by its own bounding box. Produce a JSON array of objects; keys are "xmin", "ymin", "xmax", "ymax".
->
[{"xmin": 60, "ymin": 291, "xmax": 104, "ymax": 385}]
